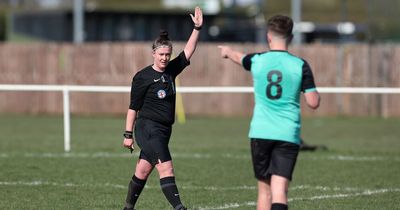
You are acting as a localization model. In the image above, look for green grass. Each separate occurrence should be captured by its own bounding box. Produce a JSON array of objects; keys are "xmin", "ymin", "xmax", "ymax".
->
[{"xmin": 0, "ymin": 115, "xmax": 399, "ymax": 210}]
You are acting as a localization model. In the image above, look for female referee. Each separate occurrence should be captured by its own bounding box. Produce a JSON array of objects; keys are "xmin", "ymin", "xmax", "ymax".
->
[{"xmin": 122, "ymin": 7, "xmax": 203, "ymax": 210}]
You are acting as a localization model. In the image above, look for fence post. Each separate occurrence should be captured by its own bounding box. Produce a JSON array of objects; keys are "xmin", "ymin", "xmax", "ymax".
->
[
  {"xmin": 63, "ymin": 87, "xmax": 71, "ymax": 152},
  {"xmin": 336, "ymin": 45, "xmax": 344, "ymax": 114}
]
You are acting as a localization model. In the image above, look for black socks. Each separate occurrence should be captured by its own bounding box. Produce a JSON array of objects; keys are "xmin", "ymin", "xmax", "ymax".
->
[
  {"xmin": 160, "ymin": 176, "xmax": 184, "ymax": 210},
  {"xmin": 124, "ymin": 175, "xmax": 147, "ymax": 209},
  {"xmin": 271, "ymin": 203, "xmax": 288, "ymax": 210},
  {"xmin": 125, "ymin": 175, "xmax": 185, "ymax": 210}
]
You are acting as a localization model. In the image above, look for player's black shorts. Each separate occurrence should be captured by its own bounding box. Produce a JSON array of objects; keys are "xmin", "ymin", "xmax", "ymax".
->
[
  {"xmin": 250, "ymin": 138, "xmax": 300, "ymax": 181},
  {"xmin": 134, "ymin": 118, "xmax": 172, "ymax": 166}
]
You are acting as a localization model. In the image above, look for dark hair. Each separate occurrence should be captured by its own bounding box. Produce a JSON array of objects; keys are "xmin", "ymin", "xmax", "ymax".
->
[
  {"xmin": 267, "ymin": 15, "xmax": 293, "ymax": 41},
  {"xmin": 152, "ymin": 30, "xmax": 173, "ymax": 50}
]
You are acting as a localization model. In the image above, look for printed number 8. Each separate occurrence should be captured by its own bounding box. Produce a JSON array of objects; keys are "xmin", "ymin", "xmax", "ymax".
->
[{"xmin": 266, "ymin": 70, "xmax": 282, "ymax": 100}]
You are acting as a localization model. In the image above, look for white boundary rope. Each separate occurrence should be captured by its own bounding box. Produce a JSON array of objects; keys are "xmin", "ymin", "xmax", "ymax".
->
[
  {"xmin": 1, "ymin": 84, "xmax": 400, "ymax": 93},
  {"xmin": 1, "ymin": 84, "xmax": 400, "ymax": 152}
]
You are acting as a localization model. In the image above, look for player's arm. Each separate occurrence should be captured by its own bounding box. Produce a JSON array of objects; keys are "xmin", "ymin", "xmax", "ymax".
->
[
  {"xmin": 301, "ymin": 60, "xmax": 321, "ymax": 109},
  {"xmin": 217, "ymin": 45, "xmax": 245, "ymax": 65},
  {"xmin": 183, "ymin": 6, "xmax": 203, "ymax": 60},
  {"xmin": 304, "ymin": 91, "xmax": 320, "ymax": 109}
]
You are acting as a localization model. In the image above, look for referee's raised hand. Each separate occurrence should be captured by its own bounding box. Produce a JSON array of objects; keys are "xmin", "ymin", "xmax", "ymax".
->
[{"xmin": 190, "ymin": 6, "xmax": 203, "ymax": 29}]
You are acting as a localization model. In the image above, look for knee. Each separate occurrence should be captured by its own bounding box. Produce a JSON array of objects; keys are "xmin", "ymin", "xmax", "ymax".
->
[
  {"xmin": 135, "ymin": 168, "xmax": 152, "ymax": 179},
  {"xmin": 156, "ymin": 162, "xmax": 174, "ymax": 178},
  {"xmin": 158, "ymin": 166, "xmax": 174, "ymax": 178},
  {"xmin": 134, "ymin": 161, "xmax": 153, "ymax": 179}
]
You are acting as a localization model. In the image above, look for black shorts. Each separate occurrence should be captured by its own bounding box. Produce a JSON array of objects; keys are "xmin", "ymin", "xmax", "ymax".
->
[
  {"xmin": 250, "ymin": 138, "xmax": 300, "ymax": 181},
  {"xmin": 134, "ymin": 118, "xmax": 172, "ymax": 166}
]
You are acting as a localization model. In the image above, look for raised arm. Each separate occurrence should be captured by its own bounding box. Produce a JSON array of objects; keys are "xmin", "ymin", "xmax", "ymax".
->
[
  {"xmin": 217, "ymin": 45, "xmax": 245, "ymax": 65},
  {"xmin": 183, "ymin": 6, "xmax": 203, "ymax": 60}
]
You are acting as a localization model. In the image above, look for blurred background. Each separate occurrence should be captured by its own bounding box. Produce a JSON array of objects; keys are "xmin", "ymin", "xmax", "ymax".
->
[
  {"xmin": 0, "ymin": 0, "xmax": 399, "ymax": 118},
  {"xmin": 0, "ymin": 2, "xmax": 399, "ymax": 209},
  {"xmin": 1, "ymin": 0, "xmax": 400, "ymax": 43}
]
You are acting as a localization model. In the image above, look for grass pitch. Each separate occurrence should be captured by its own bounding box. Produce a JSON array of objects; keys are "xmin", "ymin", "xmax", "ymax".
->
[{"xmin": 0, "ymin": 115, "xmax": 399, "ymax": 210}]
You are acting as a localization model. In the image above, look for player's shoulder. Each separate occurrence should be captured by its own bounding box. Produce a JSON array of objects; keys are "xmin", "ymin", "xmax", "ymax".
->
[
  {"xmin": 245, "ymin": 51, "xmax": 268, "ymax": 61},
  {"xmin": 242, "ymin": 51, "xmax": 267, "ymax": 70},
  {"xmin": 257, "ymin": 50, "xmax": 295, "ymax": 59},
  {"xmin": 283, "ymin": 52, "xmax": 310, "ymax": 66},
  {"xmin": 287, "ymin": 55, "xmax": 313, "ymax": 74}
]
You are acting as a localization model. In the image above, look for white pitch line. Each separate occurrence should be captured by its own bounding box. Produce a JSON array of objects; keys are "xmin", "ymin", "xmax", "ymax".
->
[
  {"xmin": 197, "ymin": 188, "xmax": 400, "ymax": 210},
  {"xmin": 0, "ymin": 152, "xmax": 399, "ymax": 162},
  {"xmin": 290, "ymin": 185, "xmax": 363, "ymax": 192},
  {"xmin": 289, "ymin": 188, "xmax": 400, "ymax": 201},
  {"xmin": 2, "ymin": 180, "xmax": 399, "ymax": 210},
  {"xmin": 326, "ymin": 155, "xmax": 385, "ymax": 161},
  {"xmin": 21, "ymin": 152, "xmax": 211, "ymax": 158},
  {"xmin": 0, "ymin": 181, "xmax": 396, "ymax": 194},
  {"xmin": 0, "ymin": 181, "xmax": 126, "ymax": 189},
  {"xmin": 0, "ymin": 180, "xmax": 400, "ymax": 195},
  {"xmin": 0, "ymin": 180, "xmax": 256, "ymax": 191}
]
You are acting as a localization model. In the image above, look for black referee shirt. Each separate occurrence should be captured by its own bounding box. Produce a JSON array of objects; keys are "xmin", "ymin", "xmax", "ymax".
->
[{"xmin": 129, "ymin": 51, "xmax": 190, "ymax": 126}]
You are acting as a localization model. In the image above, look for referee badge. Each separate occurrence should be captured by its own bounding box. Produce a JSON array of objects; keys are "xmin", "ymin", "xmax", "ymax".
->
[{"xmin": 157, "ymin": 89, "xmax": 167, "ymax": 99}]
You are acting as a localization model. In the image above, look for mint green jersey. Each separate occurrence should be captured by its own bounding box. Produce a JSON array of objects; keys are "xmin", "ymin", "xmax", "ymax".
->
[{"xmin": 242, "ymin": 50, "xmax": 317, "ymax": 144}]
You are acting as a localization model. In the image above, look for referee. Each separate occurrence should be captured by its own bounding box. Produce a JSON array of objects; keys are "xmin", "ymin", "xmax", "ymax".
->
[
  {"xmin": 122, "ymin": 7, "xmax": 203, "ymax": 210},
  {"xmin": 218, "ymin": 15, "xmax": 320, "ymax": 210}
]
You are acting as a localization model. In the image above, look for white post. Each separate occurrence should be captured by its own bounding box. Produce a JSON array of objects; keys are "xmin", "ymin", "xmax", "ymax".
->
[
  {"xmin": 63, "ymin": 87, "xmax": 71, "ymax": 152},
  {"xmin": 73, "ymin": 0, "xmax": 84, "ymax": 44},
  {"xmin": 291, "ymin": 0, "xmax": 302, "ymax": 45}
]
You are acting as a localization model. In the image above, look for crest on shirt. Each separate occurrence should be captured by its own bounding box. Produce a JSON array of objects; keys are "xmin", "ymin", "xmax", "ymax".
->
[{"xmin": 157, "ymin": 89, "xmax": 166, "ymax": 99}]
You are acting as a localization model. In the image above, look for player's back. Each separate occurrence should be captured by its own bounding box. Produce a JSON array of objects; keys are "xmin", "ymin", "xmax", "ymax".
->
[{"xmin": 248, "ymin": 50, "xmax": 306, "ymax": 144}]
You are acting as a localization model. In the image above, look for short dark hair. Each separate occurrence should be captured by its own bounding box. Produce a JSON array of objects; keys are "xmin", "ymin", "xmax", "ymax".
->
[
  {"xmin": 152, "ymin": 30, "xmax": 172, "ymax": 50},
  {"xmin": 267, "ymin": 15, "xmax": 293, "ymax": 41}
]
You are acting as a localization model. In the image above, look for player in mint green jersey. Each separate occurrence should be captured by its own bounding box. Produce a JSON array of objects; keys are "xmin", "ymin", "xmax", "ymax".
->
[{"xmin": 218, "ymin": 15, "xmax": 320, "ymax": 210}]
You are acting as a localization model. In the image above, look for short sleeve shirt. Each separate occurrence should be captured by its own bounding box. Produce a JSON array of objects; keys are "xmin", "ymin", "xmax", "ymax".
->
[
  {"xmin": 242, "ymin": 50, "xmax": 317, "ymax": 144},
  {"xmin": 129, "ymin": 51, "xmax": 190, "ymax": 125}
]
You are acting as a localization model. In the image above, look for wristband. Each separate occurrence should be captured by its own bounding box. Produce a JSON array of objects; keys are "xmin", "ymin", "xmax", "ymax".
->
[
  {"xmin": 123, "ymin": 131, "xmax": 133, "ymax": 139},
  {"xmin": 194, "ymin": 25, "xmax": 202, "ymax": 31}
]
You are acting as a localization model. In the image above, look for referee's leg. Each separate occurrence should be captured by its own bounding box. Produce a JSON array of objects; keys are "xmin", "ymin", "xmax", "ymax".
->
[
  {"xmin": 156, "ymin": 160, "xmax": 186, "ymax": 210},
  {"xmin": 124, "ymin": 159, "xmax": 153, "ymax": 210}
]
